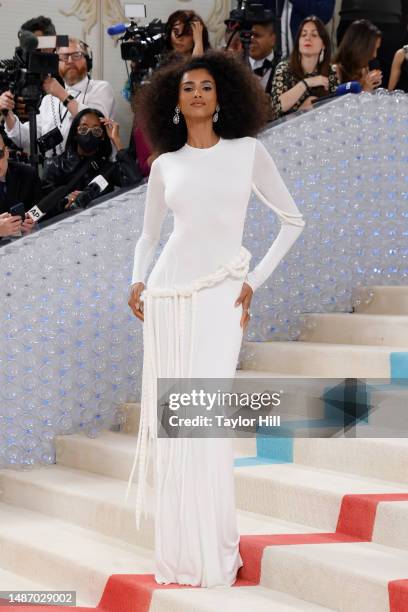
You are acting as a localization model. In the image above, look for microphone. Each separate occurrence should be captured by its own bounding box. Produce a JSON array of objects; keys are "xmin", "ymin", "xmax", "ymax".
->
[
  {"xmin": 334, "ymin": 81, "xmax": 362, "ymax": 96},
  {"xmin": 69, "ymin": 174, "xmax": 110, "ymax": 209},
  {"xmin": 106, "ymin": 23, "xmax": 129, "ymax": 36},
  {"xmin": 27, "ymin": 183, "xmax": 75, "ymax": 221},
  {"xmin": 17, "ymin": 30, "xmax": 39, "ymax": 52},
  {"xmin": 312, "ymin": 81, "xmax": 362, "ymax": 106}
]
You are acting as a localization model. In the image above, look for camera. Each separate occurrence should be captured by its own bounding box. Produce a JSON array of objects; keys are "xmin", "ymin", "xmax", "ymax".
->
[
  {"xmin": 0, "ymin": 32, "xmax": 68, "ymax": 169},
  {"xmin": 37, "ymin": 126, "xmax": 64, "ymax": 156},
  {"xmin": 0, "ymin": 31, "xmax": 64, "ymax": 111},
  {"xmin": 225, "ymin": 1, "xmax": 277, "ymax": 60},
  {"xmin": 107, "ymin": 12, "xmax": 166, "ymax": 86}
]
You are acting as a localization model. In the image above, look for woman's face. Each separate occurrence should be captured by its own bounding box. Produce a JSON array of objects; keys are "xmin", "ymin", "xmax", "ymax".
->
[
  {"xmin": 76, "ymin": 113, "xmax": 105, "ymax": 153},
  {"xmin": 178, "ymin": 68, "xmax": 218, "ymax": 123},
  {"xmin": 170, "ymin": 20, "xmax": 194, "ymax": 55},
  {"xmin": 298, "ymin": 22, "xmax": 324, "ymax": 58}
]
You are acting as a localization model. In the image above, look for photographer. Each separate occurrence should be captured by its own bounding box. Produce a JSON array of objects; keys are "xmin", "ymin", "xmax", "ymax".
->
[
  {"xmin": 164, "ymin": 10, "xmax": 211, "ymax": 58},
  {"xmin": 42, "ymin": 108, "xmax": 142, "ymax": 216},
  {"xmin": 0, "ymin": 38, "xmax": 116, "ymax": 157},
  {"xmin": 249, "ymin": 18, "xmax": 280, "ymax": 94},
  {"xmin": 0, "ymin": 131, "xmax": 41, "ymax": 237}
]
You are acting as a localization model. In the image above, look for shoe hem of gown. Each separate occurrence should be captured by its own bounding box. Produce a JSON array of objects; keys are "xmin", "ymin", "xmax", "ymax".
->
[{"xmin": 154, "ymin": 558, "xmax": 244, "ymax": 588}]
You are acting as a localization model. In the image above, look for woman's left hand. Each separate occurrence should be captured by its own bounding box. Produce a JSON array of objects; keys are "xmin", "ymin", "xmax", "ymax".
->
[
  {"xmin": 235, "ymin": 282, "xmax": 253, "ymax": 330},
  {"xmin": 101, "ymin": 117, "xmax": 123, "ymax": 150}
]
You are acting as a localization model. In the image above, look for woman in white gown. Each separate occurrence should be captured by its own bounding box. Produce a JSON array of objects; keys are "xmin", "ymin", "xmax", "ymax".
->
[{"xmin": 127, "ymin": 52, "xmax": 305, "ymax": 588}]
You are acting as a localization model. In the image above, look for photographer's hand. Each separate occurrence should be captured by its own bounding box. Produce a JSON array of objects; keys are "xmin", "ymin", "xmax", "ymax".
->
[
  {"xmin": 191, "ymin": 20, "xmax": 204, "ymax": 57},
  {"xmin": 43, "ymin": 77, "xmax": 80, "ymax": 116},
  {"xmin": 0, "ymin": 91, "xmax": 17, "ymax": 130}
]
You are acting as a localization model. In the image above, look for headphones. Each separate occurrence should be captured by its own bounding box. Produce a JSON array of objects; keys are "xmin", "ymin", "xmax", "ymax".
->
[{"xmin": 79, "ymin": 40, "xmax": 93, "ymax": 73}]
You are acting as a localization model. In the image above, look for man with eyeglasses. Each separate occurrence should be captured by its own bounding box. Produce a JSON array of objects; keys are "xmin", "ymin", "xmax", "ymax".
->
[
  {"xmin": 0, "ymin": 37, "xmax": 116, "ymax": 157},
  {"xmin": 0, "ymin": 131, "xmax": 42, "ymax": 238}
]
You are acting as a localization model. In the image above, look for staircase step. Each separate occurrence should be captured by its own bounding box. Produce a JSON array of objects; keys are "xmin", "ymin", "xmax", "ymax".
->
[
  {"xmin": 241, "ymin": 341, "xmax": 393, "ymax": 377},
  {"xmin": 0, "ymin": 465, "xmax": 324, "ymax": 549},
  {"xmin": 0, "ymin": 502, "xmax": 153, "ymax": 607},
  {"xmin": 294, "ymin": 438, "xmax": 408, "ymax": 485},
  {"xmin": 56, "ymin": 431, "xmax": 257, "ymax": 481},
  {"xmin": 261, "ymin": 540, "xmax": 408, "ymax": 612},
  {"xmin": 354, "ymin": 285, "xmax": 408, "ymax": 315},
  {"xmin": 299, "ymin": 313, "xmax": 408, "ymax": 346},
  {"xmin": 0, "ymin": 568, "xmax": 47, "ymax": 596},
  {"xmin": 150, "ymin": 584, "xmax": 336, "ymax": 612},
  {"xmin": 0, "ymin": 465, "xmax": 155, "ymax": 549},
  {"xmin": 234, "ymin": 462, "xmax": 408, "ymax": 538}
]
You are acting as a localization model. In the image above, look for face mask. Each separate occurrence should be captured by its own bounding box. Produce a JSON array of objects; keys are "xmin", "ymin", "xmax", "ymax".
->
[{"xmin": 77, "ymin": 133, "xmax": 103, "ymax": 153}]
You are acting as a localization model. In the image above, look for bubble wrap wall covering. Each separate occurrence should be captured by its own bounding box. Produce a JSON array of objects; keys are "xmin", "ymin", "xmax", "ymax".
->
[{"xmin": 0, "ymin": 90, "xmax": 407, "ymax": 468}]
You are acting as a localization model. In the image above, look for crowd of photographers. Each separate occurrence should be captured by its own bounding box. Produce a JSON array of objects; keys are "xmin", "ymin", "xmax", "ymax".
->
[{"xmin": 0, "ymin": 2, "xmax": 407, "ymax": 241}]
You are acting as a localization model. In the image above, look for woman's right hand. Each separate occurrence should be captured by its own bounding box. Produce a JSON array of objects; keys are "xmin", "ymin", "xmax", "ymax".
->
[
  {"xmin": 363, "ymin": 69, "xmax": 382, "ymax": 91},
  {"xmin": 128, "ymin": 281, "xmax": 145, "ymax": 322},
  {"xmin": 305, "ymin": 75, "xmax": 329, "ymax": 90},
  {"xmin": 0, "ymin": 212, "xmax": 22, "ymax": 237}
]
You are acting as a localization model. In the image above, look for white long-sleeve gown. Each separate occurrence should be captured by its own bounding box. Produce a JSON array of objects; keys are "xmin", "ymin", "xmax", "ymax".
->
[{"xmin": 126, "ymin": 136, "xmax": 305, "ymax": 588}]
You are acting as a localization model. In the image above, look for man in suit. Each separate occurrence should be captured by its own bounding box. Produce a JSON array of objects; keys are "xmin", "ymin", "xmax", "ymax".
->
[
  {"xmin": 249, "ymin": 18, "xmax": 280, "ymax": 95},
  {"xmin": 0, "ymin": 132, "xmax": 42, "ymax": 238}
]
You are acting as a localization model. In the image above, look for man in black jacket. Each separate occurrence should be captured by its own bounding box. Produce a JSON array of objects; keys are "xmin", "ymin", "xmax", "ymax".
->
[
  {"xmin": 337, "ymin": 0, "xmax": 408, "ymax": 86},
  {"xmin": 249, "ymin": 18, "xmax": 280, "ymax": 95},
  {"xmin": 0, "ymin": 132, "xmax": 43, "ymax": 238}
]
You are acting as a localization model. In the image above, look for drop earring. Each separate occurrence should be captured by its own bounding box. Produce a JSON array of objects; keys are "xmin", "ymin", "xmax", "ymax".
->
[
  {"xmin": 213, "ymin": 104, "xmax": 220, "ymax": 123},
  {"xmin": 173, "ymin": 105, "xmax": 181, "ymax": 125},
  {"xmin": 319, "ymin": 48, "xmax": 325, "ymax": 64}
]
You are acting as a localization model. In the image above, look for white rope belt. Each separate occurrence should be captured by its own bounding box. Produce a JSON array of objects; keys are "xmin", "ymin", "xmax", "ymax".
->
[{"xmin": 125, "ymin": 246, "xmax": 251, "ymax": 529}]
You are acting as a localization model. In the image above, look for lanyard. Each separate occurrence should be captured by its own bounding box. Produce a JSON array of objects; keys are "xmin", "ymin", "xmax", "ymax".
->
[{"xmin": 58, "ymin": 77, "xmax": 91, "ymax": 125}]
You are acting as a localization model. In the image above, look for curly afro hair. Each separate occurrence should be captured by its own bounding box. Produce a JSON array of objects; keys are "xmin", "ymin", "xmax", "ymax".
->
[{"xmin": 137, "ymin": 51, "xmax": 271, "ymax": 154}]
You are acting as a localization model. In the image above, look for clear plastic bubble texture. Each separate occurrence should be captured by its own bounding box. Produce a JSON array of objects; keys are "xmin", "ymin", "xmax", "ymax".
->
[{"xmin": 0, "ymin": 90, "xmax": 407, "ymax": 468}]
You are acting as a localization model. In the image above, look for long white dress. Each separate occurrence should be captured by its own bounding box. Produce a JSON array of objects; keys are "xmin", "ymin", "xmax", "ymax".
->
[{"xmin": 126, "ymin": 136, "xmax": 305, "ymax": 587}]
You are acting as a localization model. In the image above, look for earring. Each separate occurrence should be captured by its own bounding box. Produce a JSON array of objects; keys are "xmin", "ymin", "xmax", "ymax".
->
[
  {"xmin": 213, "ymin": 104, "xmax": 220, "ymax": 123},
  {"xmin": 319, "ymin": 48, "xmax": 325, "ymax": 64},
  {"xmin": 173, "ymin": 105, "xmax": 181, "ymax": 125}
]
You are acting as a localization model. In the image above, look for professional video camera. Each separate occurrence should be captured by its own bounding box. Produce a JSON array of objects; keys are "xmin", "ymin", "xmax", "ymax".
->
[
  {"xmin": 225, "ymin": 0, "xmax": 279, "ymax": 62},
  {"xmin": 0, "ymin": 31, "xmax": 62, "ymax": 111},
  {"xmin": 107, "ymin": 15, "xmax": 166, "ymax": 86},
  {"xmin": 0, "ymin": 31, "xmax": 67, "ymax": 168}
]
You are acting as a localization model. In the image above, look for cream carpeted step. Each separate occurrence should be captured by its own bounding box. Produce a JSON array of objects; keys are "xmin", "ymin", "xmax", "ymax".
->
[
  {"xmin": 299, "ymin": 313, "xmax": 408, "ymax": 346},
  {"xmin": 56, "ymin": 431, "xmax": 257, "ymax": 479},
  {"xmin": 0, "ymin": 465, "xmax": 324, "ymax": 549},
  {"xmin": 234, "ymin": 463, "xmax": 408, "ymax": 542},
  {"xmin": 261, "ymin": 540, "xmax": 408, "ymax": 612},
  {"xmin": 241, "ymin": 341, "xmax": 393, "ymax": 377},
  {"xmin": 354, "ymin": 285, "xmax": 408, "ymax": 315},
  {"xmin": 150, "ymin": 584, "xmax": 336, "ymax": 612},
  {"xmin": 0, "ymin": 465, "xmax": 155, "ymax": 549},
  {"xmin": 0, "ymin": 502, "xmax": 153, "ymax": 607},
  {"xmin": 294, "ymin": 438, "xmax": 408, "ymax": 484},
  {"xmin": 0, "ymin": 568, "xmax": 48, "ymax": 595}
]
